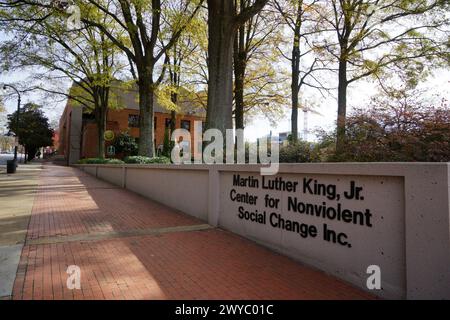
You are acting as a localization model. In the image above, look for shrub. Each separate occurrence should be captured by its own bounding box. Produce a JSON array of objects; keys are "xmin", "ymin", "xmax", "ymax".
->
[
  {"xmin": 106, "ymin": 159, "xmax": 126, "ymax": 164},
  {"xmin": 279, "ymin": 141, "xmax": 319, "ymax": 163},
  {"xmin": 324, "ymin": 101, "xmax": 450, "ymax": 162},
  {"xmin": 123, "ymin": 156, "xmax": 171, "ymax": 164},
  {"xmin": 77, "ymin": 158, "xmax": 124, "ymax": 164},
  {"xmin": 113, "ymin": 131, "xmax": 138, "ymax": 157}
]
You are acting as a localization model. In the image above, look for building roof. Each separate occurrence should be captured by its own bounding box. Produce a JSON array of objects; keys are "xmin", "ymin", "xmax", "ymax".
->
[
  {"xmin": 64, "ymin": 79, "xmax": 206, "ymax": 118},
  {"xmin": 109, "ymin": 81, "xmax": 206, "ymax": 117}
]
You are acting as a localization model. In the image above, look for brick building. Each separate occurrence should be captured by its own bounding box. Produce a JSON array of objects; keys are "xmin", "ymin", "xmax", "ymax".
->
[{"xmin": 58, "ymin": 83, "xmax": 205, "ymax": 164}]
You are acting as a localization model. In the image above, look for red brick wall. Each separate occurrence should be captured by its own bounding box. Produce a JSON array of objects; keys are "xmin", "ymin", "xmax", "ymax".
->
[
  {"xmin": 81, "ymin": 108, "xmax": 205, "ymax": 158},
  {"xmin": 58, "ymin": 104, "xmax": 73, "ymax": 158},
  {"xmin": 81, "ymin": 122, "xmax": 98, "ymax": 158},
  {"xmin": 52, "ymin": 131, "xmax": 60, "ymax": 151}
]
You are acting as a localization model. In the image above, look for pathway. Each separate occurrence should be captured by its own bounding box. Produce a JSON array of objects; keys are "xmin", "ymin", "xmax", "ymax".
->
[{"xmin": 7, "ymin": 163, "xmax": 374, "ymax": 300}]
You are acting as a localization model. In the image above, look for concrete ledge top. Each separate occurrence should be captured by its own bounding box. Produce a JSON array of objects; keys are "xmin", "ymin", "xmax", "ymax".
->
[{"xmin": 74, "ymin": 162, "xmax": 450, "ymax": 177}]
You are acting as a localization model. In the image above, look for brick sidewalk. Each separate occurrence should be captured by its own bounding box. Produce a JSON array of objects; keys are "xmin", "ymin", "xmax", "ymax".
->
[{"xmin": 12, "ymin": 164, "xmax": 374, "ymax": 300}]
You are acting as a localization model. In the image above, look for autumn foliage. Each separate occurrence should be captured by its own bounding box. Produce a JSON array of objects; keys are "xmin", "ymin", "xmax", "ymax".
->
[{"xmin": 328, "ymin": 97, "xmax": 450, "ymax": 162}]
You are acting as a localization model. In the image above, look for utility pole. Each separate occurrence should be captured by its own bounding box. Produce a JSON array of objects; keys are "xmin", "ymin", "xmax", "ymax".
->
[
  {"xmin": 303, "ymin": 110, "xmax": 308, "ymax": 141},
  {"xmin": 303, "ymin": 99, "xmax": 309, "ymax": 141}
]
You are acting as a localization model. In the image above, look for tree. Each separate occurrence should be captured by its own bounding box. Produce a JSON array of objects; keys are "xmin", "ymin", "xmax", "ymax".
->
[
  {"xmin": 7, "ymin": 103, "xmax": 53, "ymax": 162},
  {"xmin": 314, "ymin": 0, "xmax": 449, "ymax": 153},
  {"xmin": 0, "ymin": 135, "xmax": 14, "ymax": 152},
  {"xmin": 237, "ymin": 58, "xmax": 289, "ymax": 126},
  {"xmin": 273, "ymin": 0, "xmax": 329, "ymax": 143},
  {"xmin": 323, "ymin": 90, "xmax": 450, "ymax": 162},
  {"xmin": 159, "ymin": 8, "xmax": 206, "ymax": 134},
  {"xmin": 81, "ymin": 0, "xmax": 205, "ymax": 157},
  {"xmin": 1, "ymin": 0, "xmax": 204, "ymax": 157},
  {"xmin": 206, "ymin": 0, "xmax": 269, "ymax": 134},
  {"xmin": 0, "ymin": 1, "xmax": 125, "ymax": 158},
  {"xmin": 233, "ymin": 0, "xmax": 287, "ymax": 130},
  {"xmin": 163, "ymin": 6, "xmax": 286, "ymax": 130},
  {"xmin": 162, "ymin": 126, "xmax": 172, "ymax": 157}
]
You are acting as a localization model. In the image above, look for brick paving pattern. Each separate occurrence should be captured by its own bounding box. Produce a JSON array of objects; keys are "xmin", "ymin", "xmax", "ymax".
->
[{"xmin": 12, "ymin": 164, "xmax": 374, "ymax": 300}]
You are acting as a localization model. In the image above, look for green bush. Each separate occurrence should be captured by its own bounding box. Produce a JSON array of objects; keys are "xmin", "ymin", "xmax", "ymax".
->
[
  {"xmin": 106, "ymin": 159, "xmax": 126, "ymax": 164},
  {"xmin": 77, "ymin": 158, "xmax": 124, "ymax": 164},
  {"xmin": 113, "ymin": 131, "xmax": 138, "ymax": 157},
  {"xmin": 123, "ymin": 156, "xmax": 171, "ymax": 164},
  {"xmin": 279, "ymin": 141, "xmax": 319, "ymax": 163}
]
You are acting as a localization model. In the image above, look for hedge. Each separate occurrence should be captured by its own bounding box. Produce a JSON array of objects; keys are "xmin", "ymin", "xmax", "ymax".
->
[
  {"xmin": 77, "ymin": 158, "xmax": 125, "ymax": 164},
  {"xmin": 123, "ymin": 156, "xmax": 171, "ymax": 164}
]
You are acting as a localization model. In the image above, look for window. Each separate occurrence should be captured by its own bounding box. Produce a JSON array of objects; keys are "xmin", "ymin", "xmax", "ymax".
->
[
  {"xmin": 165, "ymin": 118, "xmax": 172, "ymax": 128},
  {"xmin": 181, "ymin": 120, "xmax": 191, "ymax": 131},
  {"xmin": 128, "ymin": 114, "xmax": 139, "ymax": 128},
  {"xmin": 82, "ymin": 113, "xmax": 95, "ymax": 121},
  {"xmin": 154, "ymin": 117, "xmax": 157, "ymax": 130}
]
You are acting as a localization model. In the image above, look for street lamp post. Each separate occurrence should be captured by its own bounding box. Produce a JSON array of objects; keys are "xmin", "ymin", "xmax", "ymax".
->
[{"xmin": 2, "ymin": 84, "xmax": 21, "ymax": 163}]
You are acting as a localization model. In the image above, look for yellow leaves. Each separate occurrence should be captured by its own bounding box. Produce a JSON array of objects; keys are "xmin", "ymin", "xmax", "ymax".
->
[
  {"xmin": 362, "ymin": 59, "xmax": 378, "ymax": 71},
  {"xmin": 185, "ymin": 17, "xmax": 208, "ymax": 50},
  {"xmin": 241, "ymin": 58, "xmax": 290, "ymax": 122},
  {"xmin": 69, "ymin": 85, "xmax": 95, "ymax": 110},
  {"xmin": 155, "ymin": 85, "xmax": 180, "ymax": 112},
  {"xmin": 396, "ymin": 0, "xmax": 427, "ymax": 12},
  {"xmin": 0, "ymin": 97, "xmax": 5, "ymax": 114},
  {"xmin": 360, "ymin": 58, "xmax": 387, "ymax": 80},
  {"xmin": 406, "ymin": 29, "xmax": 423, "ymax": 38},
  {"xmin": 395, "ymin": 42, "xmax": 408, "ymax": 54}
]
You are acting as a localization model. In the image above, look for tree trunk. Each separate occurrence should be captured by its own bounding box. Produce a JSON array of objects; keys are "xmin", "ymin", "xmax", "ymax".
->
[
  {"xmin": 93, "ymin": 91, "xmax": 107, "ymax": 159},
  {"xmin": 233, "ymin": 24, "xmax": 246, "ymax": 130},
  {"xmin": 291, "ymin": 83, "xmax": 299, "ymax": 143},
  {"xmin": 138, "ymin": 75, "xmax": 155, "ymax": 157},
  {"xmin": 170, "ymin": 110, "xmax": 176, "ymax": 133},
  {"xmin": 336, "ymin": 58, "xmax": 348, "ymax": 154},
  {"xmin": 206, "ymin": 0, "xmax": 235, "ymax": 134},
  {"xmin": 170, "ymin": 89, "xmax": 178, "ymax": 134},
  {"xmin": 291, "ymin": 40, "xmax": 300, "ymax": 143},
  {"xmin": 99, "ymin": 87, "xmax": 110, "ymax": 159},
  {"xmin": 97, "ymin": 109, "xmax": 106, "ymax": 159},
  {"xmin": 290, "ymin": 1, "xmax": 302, "ymax": 143}
]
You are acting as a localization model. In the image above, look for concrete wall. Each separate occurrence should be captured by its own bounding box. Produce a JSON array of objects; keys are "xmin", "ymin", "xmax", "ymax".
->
[
  {"xmin": 125, "ymin": 167, "xmax": 209, "ymax": 221},
  {"xmin": 97, "ymin": 166, "xmax": 124, "ymax": 188},
  {"xmin": 83, "ymin": 166, "xmax": 97, "ymax": 177},
  {"xmin": 76, "ymin": 163, "xmax": 450, "ymax": 300},
  {"xmin": 84, "ymin": 164, "xmax": 209, "ymax": 221},
  {"xmin": 68, "ymin": 106, "xmax": 82, "ymax": 165}
]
